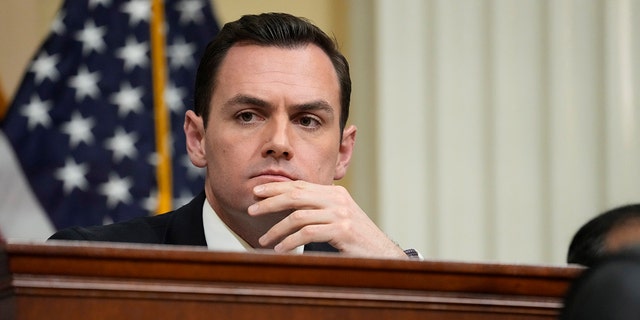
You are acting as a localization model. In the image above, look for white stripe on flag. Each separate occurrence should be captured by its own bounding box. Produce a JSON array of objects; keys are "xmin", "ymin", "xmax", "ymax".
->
[{"xmin": 0, "ymin": 132, "xmax": 54, "ymax": 241}]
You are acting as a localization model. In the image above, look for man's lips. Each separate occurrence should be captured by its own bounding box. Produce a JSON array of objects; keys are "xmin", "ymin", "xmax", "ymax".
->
[{"xmin": 251, "ymin": 170, "xmax": 295, "ymax": 182}]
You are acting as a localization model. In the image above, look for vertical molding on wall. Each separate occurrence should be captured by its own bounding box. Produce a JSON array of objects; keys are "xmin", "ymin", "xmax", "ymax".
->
[
  {"xmin": 547, "ymin": 0, "xmax": 605, "ymax": 263},
  {"xmin": 346, "ymin": 0, "xmax": 379, "ymax": 223},
  {"xmin": 433, "ymin": 0, "xmax": 491, "ymax": 261},
  {"xmin": 326, "ymin": 0, "xmax": 355, "ymax": 198},
  {"xmin": 483, "ymin": 0, "xmax": 498, "ymax": 261},
  {"xmin": 604, "ymin": 0, "xmax": 640, "ymax": 206},
  {"xmin": 491, "ymin": 0, "xmax": 546, "ymax": 263},
  {"xmin": 538, "ymin": 0, "xmax": 552, "ymax": 264},
  {"xmin": 374, "ymin": 0, "xmax": 431, "ymax": 254},
  {"xmin": 548, "ymin": 0, "xmax": 577, "ymax": 264}
]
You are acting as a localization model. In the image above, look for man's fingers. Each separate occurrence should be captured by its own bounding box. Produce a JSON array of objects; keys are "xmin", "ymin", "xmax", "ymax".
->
[
  {"xmin": 259, "ymin": 209, "xmax": 329, "ymax": 246},
  {"xmin": 253, "ymin": 180, "xmax": 307, "ymax": 197},
  {"xmin": 249, "ymin": 181, "xmax": 326, "ymax": 216},
  {"xmin": 272, "ymin": 224, "xmax": 335, "ymax": 253}
]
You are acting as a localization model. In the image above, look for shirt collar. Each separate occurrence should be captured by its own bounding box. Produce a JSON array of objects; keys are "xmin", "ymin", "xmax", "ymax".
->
[{"xmin": 202, "ymin": 199, "xmax": 303, "ymax": 254}]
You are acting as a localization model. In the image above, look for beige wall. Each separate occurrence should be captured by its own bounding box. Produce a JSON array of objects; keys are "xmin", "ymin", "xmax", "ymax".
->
[
  {"xmin": 1, "ymin": 1, "xmax": 62, "ymax": 97},
  {"xmin": 214, "ymin": 1, "xmax": 345, "ymax": 35}
]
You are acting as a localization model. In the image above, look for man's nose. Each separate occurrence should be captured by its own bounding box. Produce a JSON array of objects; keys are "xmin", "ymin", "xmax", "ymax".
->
[{"xmin": 261, "ymin": 117, "xmax": 293, "ymax": 160}]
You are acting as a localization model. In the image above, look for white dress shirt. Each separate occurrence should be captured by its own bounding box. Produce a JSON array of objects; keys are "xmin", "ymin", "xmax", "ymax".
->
[{"xmin": 202, "ymin": 199, "xmax": 303, "ymax": 254}]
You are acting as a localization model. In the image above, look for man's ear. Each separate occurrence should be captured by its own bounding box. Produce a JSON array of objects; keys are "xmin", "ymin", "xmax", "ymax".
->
[
  {"xmin": 334, "ymin": 125, "xmax": 357, "ymax": 180},
  {"xmin": 184, "ymin": 110, "xmax": 207, "ymax": 168}
]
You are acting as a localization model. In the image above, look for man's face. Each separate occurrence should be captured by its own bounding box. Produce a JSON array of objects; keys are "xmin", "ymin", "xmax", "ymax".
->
[{"xmin": 186, "ymin": 43, "xmax": 354, "ymax": 219}]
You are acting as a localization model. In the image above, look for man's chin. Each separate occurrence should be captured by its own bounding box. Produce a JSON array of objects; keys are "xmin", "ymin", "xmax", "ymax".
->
[
  {"xmin": 248, "ymin": 209, "xmax": 293, "ymax": 234},
  {"xmin": 255, "ymin": 209, "xmax": 292, "ymax": 223}
]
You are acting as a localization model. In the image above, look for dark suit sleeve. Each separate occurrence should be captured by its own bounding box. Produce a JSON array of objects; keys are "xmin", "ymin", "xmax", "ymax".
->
[
  {"xmin": 49, "ymin": 227, "xmax": 94, "ymax": 240},
  {"xmin": 48, "ymin": 217, "xmax": 167, "ymax": 244},
  {"xmin": 48, "ymin": 192, "xmax": 207, "ymax": 246}
]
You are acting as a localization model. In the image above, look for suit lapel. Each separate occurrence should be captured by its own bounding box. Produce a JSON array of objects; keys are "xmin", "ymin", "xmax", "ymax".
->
[{"xmin": 163, "ymin": 191, "xmax": 208, "ymax": 246}]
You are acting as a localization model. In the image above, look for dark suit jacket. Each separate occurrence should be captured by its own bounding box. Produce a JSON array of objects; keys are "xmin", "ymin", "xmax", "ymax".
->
[
  {"xmin": 560, "ymin": 245, "xmax": 640, "ymax": 320},
  {"xmin": 49, "ymin": 191, "xmax": 338, "ymax": 253}
]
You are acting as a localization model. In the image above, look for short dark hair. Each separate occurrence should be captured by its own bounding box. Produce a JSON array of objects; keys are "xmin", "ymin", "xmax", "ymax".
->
[
  {"xmin": 193, "ymin": 12, "xmax": 351, "ymax": 131},
  {"xmin": 567, "ymin": 204, "xmax": 640, "ymax": 267}
]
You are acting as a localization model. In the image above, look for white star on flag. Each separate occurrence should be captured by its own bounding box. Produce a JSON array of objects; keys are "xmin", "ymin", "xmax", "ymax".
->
[
  {"xmin": 176, "ymin": 0, "xmax": 206, "ymax": 24},
  {"xmin": 21, "ymin": 95, "xmax": 52, "ymax": 129},
  {"xmin": 55, "ymin": 158, "xmax": 90, "ymax": 194},
  {"xmin": 99, "ymin": 173, "xmax": 134, "ymax": 208},
  {"xmin": 89, "ymin": 0, "xmax": 113, "ymax": 9},
  {"xmin": 61, "ymin": 111, "xmax": 95, "ymax": 147},
  {"xmin": 75, "ymin": 20, "xmax": 107, "ymax": 55},
  {"xmin": 165, "ymin": 82, "xmax": 187, "ymax": 113},
  {"xmin": 116, "ymin": 36, "xmax": 149, "ymax": 72},
  {"xmin": 104, "ymin": 127, "xmax": 138, "ymax": 162},
  {"xmin": 110, "ymin": 82, "xmax": 145, "ymax": 117},
  {"xmin": 121, "ymin": 0, "xmax": 151, "ymax": 26},
  {"xmin": 168, "ymin": 36, "xmax": 197, "ymax": 69},
  {"xmin": 68, "ymin": 66, "xmax": 101, "ymax": 102},
  {"xmin": 52, "ymin": 10, "xmax": 66, "ymax": 35},
  {"xmin": 30, "ymin": 52, "xmax": 60, "ymax": 84}
]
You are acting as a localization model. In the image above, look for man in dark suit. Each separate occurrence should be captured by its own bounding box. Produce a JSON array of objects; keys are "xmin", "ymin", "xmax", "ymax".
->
[
  {"xmin": 51, "ymin": 13, "xmax": 419, "ymax": 259},
  {"xmin": 561, "ymin": 246, "xmax": 640, "ymax": 319}
]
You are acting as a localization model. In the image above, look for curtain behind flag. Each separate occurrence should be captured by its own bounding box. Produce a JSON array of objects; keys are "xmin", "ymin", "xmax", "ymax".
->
[{"xmin": 0, "ymin": 0, "xmax": 219, "ymax": 230}]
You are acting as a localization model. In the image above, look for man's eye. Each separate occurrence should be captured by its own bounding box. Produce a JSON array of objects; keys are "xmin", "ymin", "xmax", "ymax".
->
[
  {"xmin": 298, "ymin": 116, "xmax": 320, "ymax": 128},
  {"xmin": 238, "ymin": 112, "xmax": 255, "ymax": 122}
]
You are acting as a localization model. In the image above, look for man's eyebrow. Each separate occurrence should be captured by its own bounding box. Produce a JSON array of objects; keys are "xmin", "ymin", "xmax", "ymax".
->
[
  {"xmin": 224, "ymin": 94, "xmax": 335, "ymax": 116},
  {"xmin": 224, "ymin": 94, "xmax": 270, "ymax": 109},
  {"xmin": 293, "ymin": 100, "xmax": 335, "ymax": 116}
]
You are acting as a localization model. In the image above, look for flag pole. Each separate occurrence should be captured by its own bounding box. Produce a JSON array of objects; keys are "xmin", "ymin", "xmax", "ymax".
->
[{"xmin": 150, "ymin": 0, "xmax": 173, "ymax": 214}]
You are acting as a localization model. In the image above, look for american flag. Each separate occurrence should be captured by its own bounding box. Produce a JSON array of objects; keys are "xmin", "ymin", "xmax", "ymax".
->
[{"xmin": 0, "ymin": 0, "xmax": 219, "ymax": 229}]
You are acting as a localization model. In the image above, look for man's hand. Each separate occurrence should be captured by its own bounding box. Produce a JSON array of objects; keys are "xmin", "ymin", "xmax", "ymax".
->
[{"xmin": 248, "ymin": 180, "xmax": 408, "ymax": 259}]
